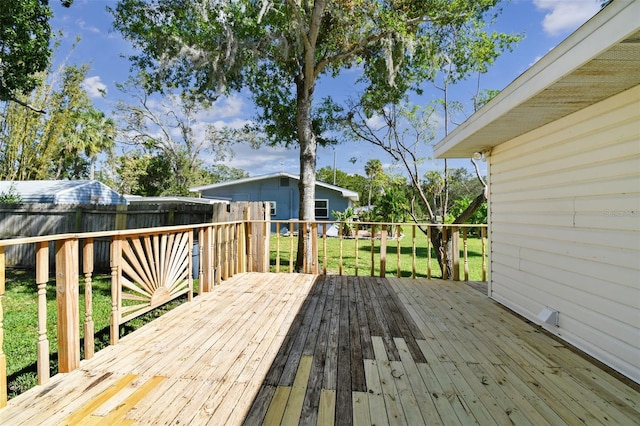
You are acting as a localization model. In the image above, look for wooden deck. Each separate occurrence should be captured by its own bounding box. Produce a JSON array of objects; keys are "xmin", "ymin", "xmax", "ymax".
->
[{"xmin": 1, "ymin": 273, "xmax": 638, "ymax": 425}]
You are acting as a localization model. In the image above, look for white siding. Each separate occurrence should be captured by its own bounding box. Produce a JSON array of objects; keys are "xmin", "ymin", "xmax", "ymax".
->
[{"xmin": 488, "ymin": 85, "xmax": 640, "ymax": 383}]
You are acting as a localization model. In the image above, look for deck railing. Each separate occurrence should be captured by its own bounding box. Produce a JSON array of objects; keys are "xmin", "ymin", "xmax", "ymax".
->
[
  {"xmin": 270, "ymin": 220, "xmax": 488, "ymax": 281},
  {"xmin": 0, "ymin": 219, "xmax": 485, "ymax": 408}
]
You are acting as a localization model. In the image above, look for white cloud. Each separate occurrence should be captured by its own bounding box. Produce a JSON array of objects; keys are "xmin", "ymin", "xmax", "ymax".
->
[
  {"xmin": 76, "ymin": 19, "xmax": 100, "ymax": 34},
  {"xmin": 82, "ymin": 76, "xmax": 107, "ymax": 98},
  {"xmin": 533, "ymin": 0, "xmax": 601, "ymax": 36}
]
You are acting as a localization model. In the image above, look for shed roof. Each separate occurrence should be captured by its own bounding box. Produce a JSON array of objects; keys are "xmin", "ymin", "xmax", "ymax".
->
[
  {"xmin": 0, "ymin": 180, "xmax": 125, "ymax": 204},
  {"xmin": 190, "ymin": 172, "xmax": 360, "ymax": 202},
  {"xmin": 434, "ymin": 0, "xmax": 640, "ymax": 158}
]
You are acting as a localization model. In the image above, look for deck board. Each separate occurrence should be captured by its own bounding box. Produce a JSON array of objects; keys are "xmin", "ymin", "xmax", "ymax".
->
[{"xmin": 1, "ymin": 272, "xmax": 639, "ymax": 425}]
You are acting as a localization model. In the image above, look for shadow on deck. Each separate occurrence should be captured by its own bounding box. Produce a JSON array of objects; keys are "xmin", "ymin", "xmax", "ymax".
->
[{"xmin": 1, "ymin": 273, "xmax": 638, "ymax": 425}]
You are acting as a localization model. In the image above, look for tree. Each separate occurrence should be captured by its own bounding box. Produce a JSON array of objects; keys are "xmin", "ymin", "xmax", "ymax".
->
[
  {"xmin": 111, "ymin": 0, "xmax": 516, "ymax": 271},
  {"xmin": 0, "ymin": 0, "xmax": 73, "ymax": 110},
  {"xmin": 113, "ymin": 76, "xmax": 237, "ymax": 196},
  {"xmin": 344, "ymin": 100, "xmax": 490, "ymax": 278},
  {"xmin": 364, "ymin": 159, "xmax": 383, "ymax": 207},
  {"xmin": 0, "ymin": 62, "xmax": 114, "ymax": 180}
]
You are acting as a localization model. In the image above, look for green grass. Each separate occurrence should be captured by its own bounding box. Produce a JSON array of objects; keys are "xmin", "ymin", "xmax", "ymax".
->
[
  {"xmin": 269, "ymin": 231, "xmax": 488, "ymax": 280},
  {"xmin": 3, "ymin": 269, "xmax": 191, "ymax": 398}
]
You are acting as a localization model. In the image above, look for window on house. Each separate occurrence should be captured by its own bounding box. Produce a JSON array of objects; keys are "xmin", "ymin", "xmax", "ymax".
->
[
  {"xmin": 280, "ymin": 177, "xmax": 289, "ymax": 187},
  {"xmin": 267, "ymin": 201, "xmax": 276, "ymax": 216},
  {"xmin": 315, "ymin": 199, "xmax": 329, "ymax": 218}
]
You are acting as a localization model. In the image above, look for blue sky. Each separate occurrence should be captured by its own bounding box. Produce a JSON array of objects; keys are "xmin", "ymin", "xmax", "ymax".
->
[{"xmin": 49, "ymin": 0, "xmax": 602, "ymax": 180}]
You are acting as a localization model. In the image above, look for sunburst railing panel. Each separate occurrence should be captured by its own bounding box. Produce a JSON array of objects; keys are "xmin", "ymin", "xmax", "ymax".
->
[{"xmin": 115, "ymin": 231, "xmax": 193, "ymax": 325}]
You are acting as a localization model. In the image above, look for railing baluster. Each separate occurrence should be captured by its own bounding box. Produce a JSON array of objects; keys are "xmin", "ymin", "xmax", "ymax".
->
[
  {"xmin": 427, "ymin": 226, "xmax": 432, "ymax": 279},
  {"xmin": 396, "ymin": 225, "xmax": 401, "ymax": 278},
  {"xmin": 288, "ymin": 221, "xmax": 294, "ymax": 274},
  {"xmin": 216, "ymin": 225, "xmax": 222, "ymax": 286},
  {"xmin": 354, "ymin": 223, "xmax": 359, "ymax": 277},
  {"xmin": 0, "ymin": 247, "xmax": 7, "ymax": 408},
  {"xmin": 322, "ymin": 223, "xmax": 327, "ymax": 275},
  {"xmin": 442, "ymin": 227, "xmax": 448, "ymax": 280},
  {"xmin": 482, "ymin": 226, "xmax": 487, "ymax": 282},
  {"xmin": 83, "ymin": 238, "xmax": 95, "ymax": 360},
  {"xmin": 463, "ymin": 228, "xmax": 469, "ymax": 281},
  {"xmin": 411, "ymin": 225, "xmax": 416, "ymax": 279},
  {"xmin": 338, "ymin": 221, "xmax": 343, "ymax": 276},
  {"xmin": 35, "ymin": 242, "xmax": 50, "ymax": 384},
  {"xmin": 110, "ymin": 236, "xmax": 122, "ymax": 345},
  {"xmin": 311, "ymin": 222, "xmax": 318, "ymax": 274},
  {"xmin": 380, "ymin": 224, "xmax": 387, "ymax": 278},
  {"xmin": 370, "ymin": 224, "xmax": 376, "ymax": 277},
  {"xmin": 275, "ymin": 222, "xmax": 281, "ymax": 273}
]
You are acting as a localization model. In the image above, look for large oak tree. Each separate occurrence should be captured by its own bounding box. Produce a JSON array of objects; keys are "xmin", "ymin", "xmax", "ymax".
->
[{"xmin": 111, "ymin": 0, "xmax": 515, "ymax": 270}]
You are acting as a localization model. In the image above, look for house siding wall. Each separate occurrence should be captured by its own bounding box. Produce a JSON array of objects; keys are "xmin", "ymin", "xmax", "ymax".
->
[{"xmin": 488, "ymin": 84, "xmax": 640, "ymax": 383}]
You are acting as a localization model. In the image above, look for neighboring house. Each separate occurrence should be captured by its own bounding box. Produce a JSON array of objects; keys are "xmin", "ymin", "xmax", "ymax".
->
[
  {"xmin": 433, "ymin": 1, "xmax": 639, "ymax": 384},
  {"xmin": 190, "ymin": 172, "xmax": 359, "ymax": 223},
  {"xmin": 0, "ymin": 180, "xmax": 125, "ymax": 205}
]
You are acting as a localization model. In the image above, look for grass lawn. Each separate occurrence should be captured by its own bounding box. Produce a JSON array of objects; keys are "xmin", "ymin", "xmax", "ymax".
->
[{"xmin": 269, "ymin": 230, "xmax": 488, "ymax": 280}]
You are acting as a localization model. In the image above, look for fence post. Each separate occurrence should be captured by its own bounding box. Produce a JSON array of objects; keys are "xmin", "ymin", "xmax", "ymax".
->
[
  {"xmin": 55, "ymin": 238, "xmax": 80, "ymax": 373},
  {"xmin": 0, "ymin": 247, "xmax": 6, "ymax": 408}
]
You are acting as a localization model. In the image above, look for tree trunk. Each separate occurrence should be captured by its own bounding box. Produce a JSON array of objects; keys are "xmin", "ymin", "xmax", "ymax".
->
[
  {"xmin": 419, "ymin": 188, "xmax": 486, "ymax": 279},
  {"xmin": 294, "ymin": 76, "xmax": 317, "ymax": 272}
]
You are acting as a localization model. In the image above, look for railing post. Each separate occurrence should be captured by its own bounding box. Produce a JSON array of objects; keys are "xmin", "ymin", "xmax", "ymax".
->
[
  {"xmin": 0, "ymin": 247, "xmax": 7, "ymax": 408},
  {"xmin": 83, "ymin": 238, "xmax": 95, "ymax": 360},
  {"xmin": 55, "ymin": 238, "xmax": 80, "ymax": 373},
  {"xmin": 36, "ymin": 242, "xmax": 50, "ymax": 384}
]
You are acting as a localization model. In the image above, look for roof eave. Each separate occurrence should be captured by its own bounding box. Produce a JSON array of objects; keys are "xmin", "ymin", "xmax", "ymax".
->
[{"xmin": 433, "ymin": 0, "xmax": 640, "ymax": 159}]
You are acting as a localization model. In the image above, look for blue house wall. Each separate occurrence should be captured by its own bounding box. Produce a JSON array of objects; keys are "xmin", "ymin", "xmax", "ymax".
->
[{"xmin": 193, "ymin": 173, "xmax": 356, "ymax": 223}]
